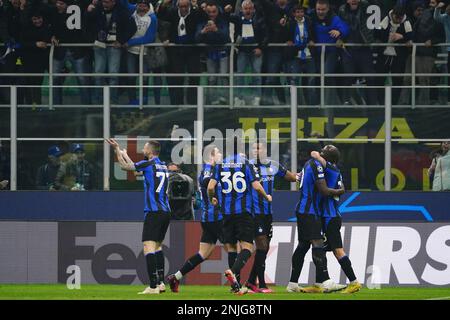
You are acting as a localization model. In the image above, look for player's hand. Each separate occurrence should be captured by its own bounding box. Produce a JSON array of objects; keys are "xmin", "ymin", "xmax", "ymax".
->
[
  {"xmin": 438, "ymin": 2, "xmax": 445, "ymax": 8},
  {"xmin": 296, "ymin": 172, "xmax": 303, "ymax": 182},
  {"xmin": 224, "ymin": 4, "xmax": 233, "ymax": 13},
  {"xmin": 337, "ymin": 188, "xmax": 345, "ymax": 196},
  {"xmin": 211, "ymin": 197, "xmax": 218, "ymax": 206},
  {"xmin": 253, "ymin": 48, "xmax": 262, "ymax": 57},
  {"xmin": 266, "ymin": 195, "xmax": 272, "ymax": 203},
  {"xmin": 106, "ymin": 138, "xmax": 120, "ymax": 150},
  {"xmin": 311, "ymin": 151, "xmax": 320, "ymax": 159}
]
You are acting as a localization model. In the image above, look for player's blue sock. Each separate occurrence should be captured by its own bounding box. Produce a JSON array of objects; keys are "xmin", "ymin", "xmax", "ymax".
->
[
  {"xmin": 145, "ymin": 252, "xmax": 158, "ymax": 289},
  {"xmin": 155, "ymin": 250, "xmax": 165, "ymax": 284},
  {"xmin": 338, "ymin": 255, "xmax": 357, "ymax": 282},
  {"xmin": 179, "ymin": 252, "xmax": 205, "ymax": 276}
]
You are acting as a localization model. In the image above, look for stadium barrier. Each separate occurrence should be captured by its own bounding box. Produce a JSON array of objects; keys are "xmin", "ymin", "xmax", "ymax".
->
[
  {"xmin": 0, "ymin": 220, "xmax": 449, "ymax": 286},
  {"xmin": 1, "ymin": 84, "xmax": 449, "ymax": 192},
  {"xmin": 0, "ymin": 191, "xmax": 449, "ymax": 222}
]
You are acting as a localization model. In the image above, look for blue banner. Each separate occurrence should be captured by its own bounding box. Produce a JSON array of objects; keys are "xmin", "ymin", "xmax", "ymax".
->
[{"xmin": 0, "ymin": 191, "xmax": 449, "ymax": 222}]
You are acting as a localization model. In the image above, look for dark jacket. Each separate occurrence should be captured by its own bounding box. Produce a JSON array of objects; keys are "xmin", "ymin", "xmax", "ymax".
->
[
  {"xmin": 413, "ymin": 8, "xmax": 445, "ymax": 57},
  {"xmin": 376, "ymin": 10, "xmax": 413, "ymax": 58},
  {"xmin": 3, "ymin": 2, "xmax": 30, "ymax": 45},
  {"xmin": 226, "ymin": 11, "xmax": 268, "ymax": 52},
  {"xmin": 21, "ymin": 19, "xmax": 51, "ymax": 67},
  {"xmin": 49, "ymin": 7, "xmax": 88, "ymax": 60},
  {"xmin": 338, "ymin": 0, "xmax": 375, "ymax": 44},
  {"xmin": 286, "ymin": 15, "xmax": 315, "ymax": 59},
  {"xmin": 195, "ymin": 15, "xmax": 230, "ymax": 57},
  {"xmin": 86, "ymin": 3, "xmax": 137, "ymax": 45},
  {"xmin": 157, "ymin": 4, "xmax": 207, "ymax": 44},
  {"xmin": 254, "ymin": 0, "xmax": 291, "ymax": 44}
]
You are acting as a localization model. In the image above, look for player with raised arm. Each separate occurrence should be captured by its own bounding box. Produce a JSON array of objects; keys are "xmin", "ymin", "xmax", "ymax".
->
[
  {"xmin": 167, "ymin": 145, "xmax": 224, "ymax": 292},
  {"xmin": 207, "ymin": 138, "xmax": 272, "ymax": 295},
  {"xmin": 244, "ymin": 141, "xmax": 299, "ymax": 293},
  {"xmin": 300, "ymin": 146, "xmax": 362, "ymax": 294},
  {"xmin": 107, "ymin": 138, "xmax": 170, "ymax": 295},
  {"xmin": 286, "ymin": 146, "xmax": 346, "ymax": 294}
]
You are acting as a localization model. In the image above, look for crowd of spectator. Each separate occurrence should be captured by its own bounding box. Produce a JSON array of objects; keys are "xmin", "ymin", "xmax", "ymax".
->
[{"xmin": 1, "ymin": 0, "xmax": 450, "ymax": 106}]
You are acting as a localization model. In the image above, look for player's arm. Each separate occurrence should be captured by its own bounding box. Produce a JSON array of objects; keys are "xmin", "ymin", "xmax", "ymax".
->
[
  {"xmin": 311, "ymin": 151, "xmax": 327, "ymax": 167},
  {"xmin": 251, "ymin": 180, "xmax": 272, "ymax": 202},
  {"xmin": 207, "ymin": 178, "xmax": 218, "ymax": 206},
  {"xmin": 283, "ymin": 170, "xmax": 298, "ymax": 182},
  {"xmin": 106, "ymin": 138, "xmax": 136, "ymax": 171},
  {"xmin": 315, "ymin": 179, "xmax": 345, "ymax": 197}
]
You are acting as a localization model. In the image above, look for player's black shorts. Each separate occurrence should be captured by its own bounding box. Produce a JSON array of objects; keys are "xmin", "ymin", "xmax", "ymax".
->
[
  {"xmin": 200, "ymin": 221, "xmax": 224, "ymax": 244},
  {"xmin": 142, "ymin": 211, "xmax": 171, "ymax": 242},
  {"xmin": 296, "ymin": 213, "xmax": 323, "ymax": 242},
  {"xmin": 322, "ymin": 217, "xmax": 343, "ymax": 251},
  {"xmin": 223, "ymin": 212, "xmax": 255, "ymax": 244},
  {"xmin": 254, "ymin": 214, "xmax": 273, "ymax": 239}
]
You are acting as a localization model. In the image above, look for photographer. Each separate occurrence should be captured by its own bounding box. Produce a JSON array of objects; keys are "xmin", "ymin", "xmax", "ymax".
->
[
  {"xmin": 167, "ymin": 163, "xmax": 196, "ymax": 220},
  {"xmin": 429, "ymin": 141, "xmax": 450, "ymax": 191}
]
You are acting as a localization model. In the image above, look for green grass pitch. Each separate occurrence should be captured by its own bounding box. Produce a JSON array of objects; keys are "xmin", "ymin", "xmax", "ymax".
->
[{"xmin": 1, "ymin": 284, "xmax": 450, "ymax": 300}]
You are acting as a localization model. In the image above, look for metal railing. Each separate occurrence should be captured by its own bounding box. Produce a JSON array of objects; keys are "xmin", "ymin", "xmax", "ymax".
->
[
  {"xmin": 2, "ymin": 84, "xmax": 449, "ymax": 192},
  {"xmin": 1, "ymin": 42, "xmax": 450, "ymax": 108}
]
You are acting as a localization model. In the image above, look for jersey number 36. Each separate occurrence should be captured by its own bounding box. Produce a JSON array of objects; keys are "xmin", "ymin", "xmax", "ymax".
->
[{"xmin": 221, "ymin": 171, "xmax": 247, "ymax": 194}]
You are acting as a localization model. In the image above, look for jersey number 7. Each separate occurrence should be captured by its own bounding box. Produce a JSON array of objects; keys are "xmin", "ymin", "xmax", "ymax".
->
[{"xmin": 156, "ymin": 172, "xmax": 169, "ymax": 193}]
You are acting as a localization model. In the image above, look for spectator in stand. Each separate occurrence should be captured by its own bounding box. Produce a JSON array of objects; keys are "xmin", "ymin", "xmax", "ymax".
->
[
  {"xmin": 86, "ymin": 0, "xmax": 137, "ymax": 104},
  {"xmin": 255, "ymin": 0, "xmax": 292, "ymax": 105},
  {"xmin": 36, "ymin": 145, "xmax": 65, "ymax": 190},
  {"xmin": 21, "ymin": 10, "xmax": 51, "ymax": 106},
  {"xmin": 195, "ymin": 1, "xmax": 230, "ymax": 105},
  {"xmin": 50, "ymin": 0, "xmax": 92, "ymax": 105},
  {"xmin": 1, "ymin": 0, "xmax": 30, "ymax": 102},
  {"xmin": 56, "ymin": 143, "xmax": 96, "ymax": 190},
  {"xmin": 286, "ymin": 5, "xmax": 318, "ymax": 105},
  {"xmin": 434, "ymin": 1, "xmax": 450, "ymax": 103},
  {"xmin": 374, "ymin": 5, "xmax": 413, "ymax": 105},
  {"xmin": 0, "ymin": 141, "xmax": 9, "ymax": 190},
  {"xmin": 311, "ymin": 0, "xmax": 349, "ymax": 105},
  {"xmin": 398, "ymin": 0, "xmax": 444, "ymax": 105},
  {"xmin": 224, "ymin": 0, "xmax": 267, "ymax": 106},
  {"xmin": 429, "ymin": 141, "xmax": 450, "ymax": 190},
  {"xmin": 120, "ymin": 0, "xmax": 158, "ymax": 105},
  {"xmin": 338, "ymin": 0, "xmax": 378, "ymax": 105},
  {"xmin": 157, "ymin": 0, "xmax": 207, "ymax": 105}
]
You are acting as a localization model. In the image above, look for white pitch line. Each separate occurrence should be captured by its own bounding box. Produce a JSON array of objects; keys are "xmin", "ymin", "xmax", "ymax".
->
[{"xmin": 426, "ymin": 296, "xmax": 450, "ymax": 300}]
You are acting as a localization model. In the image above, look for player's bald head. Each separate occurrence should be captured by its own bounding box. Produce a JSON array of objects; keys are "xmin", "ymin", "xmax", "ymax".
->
[{"xmin": 321, "ymin": 145, "xmax": 340, "ymax": 164}]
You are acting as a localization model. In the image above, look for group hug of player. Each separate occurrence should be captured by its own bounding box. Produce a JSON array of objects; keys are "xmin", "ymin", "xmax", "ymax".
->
[{"xmin": 107, "ymin": 137, "xmax": 362, "ymax": 296}]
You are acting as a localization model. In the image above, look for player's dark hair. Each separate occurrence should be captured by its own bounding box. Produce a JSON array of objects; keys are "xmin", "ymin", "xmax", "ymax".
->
[
  {"xmin": 322, "ymin": 145, "xmax": 340, "ymax": 164},
  {"xmin": 147, "ymin": 140, "xmax": 161, "ymax": 156}
]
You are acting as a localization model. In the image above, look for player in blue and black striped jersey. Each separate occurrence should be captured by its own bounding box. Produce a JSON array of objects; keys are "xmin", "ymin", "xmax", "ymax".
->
[
  {"xmin": 309, "ymin": 146, "xmax": 362, "ymax": 294},
  {"xmin": 107, "ymin": 138, "xmax": 170, "ymax": 295},
  {"xmin": 287, "ymin": 145, "xmax": 346, "ymax": 294},
  {"xmin": 245, "ymin": 141, "xmax": 299, "ymax": 294},
  {"xmin": 207, "ymin": 147, "xmax": 272, "ymax": 295},
  {"xmin": 167, "ymin": 145, "xmax": 225, "ymax": 293}
]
